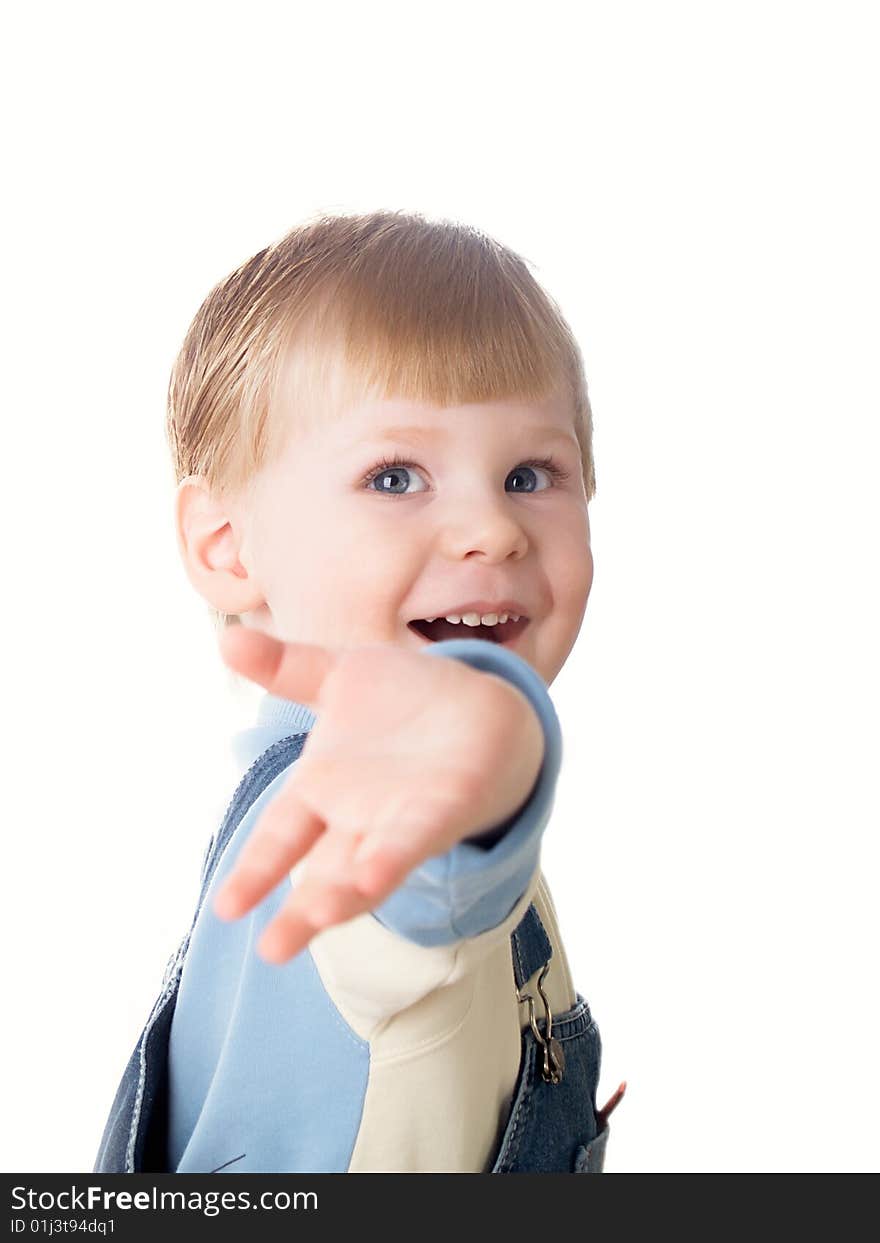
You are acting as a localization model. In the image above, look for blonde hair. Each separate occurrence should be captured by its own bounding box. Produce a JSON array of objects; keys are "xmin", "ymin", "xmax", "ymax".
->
[{"xmin": 165, "ymin": 208, "xmax": 596, "ymax": 631}]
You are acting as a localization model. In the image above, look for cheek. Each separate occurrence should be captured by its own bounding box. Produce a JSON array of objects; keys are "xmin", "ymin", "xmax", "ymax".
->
[
  {"xmin": 581, "ymin": 543, "xmax": 595, "ymax": 602},
  {"xmin": 266, "ymin": 510, "xmax": 416, "ymax": 623},
  {"xmin": 260, "ymin": 499, "xmax": 355, "ymax": 576},
  {"xmin": 548, "ymin": 516, "xmax": 594, "ymax": 603}
]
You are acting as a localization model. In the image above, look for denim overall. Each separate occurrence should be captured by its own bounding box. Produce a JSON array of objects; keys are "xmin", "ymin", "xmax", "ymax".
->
[{"xmin": 94, "ymin": 732, "xmax": 614, "ymax": 1174}]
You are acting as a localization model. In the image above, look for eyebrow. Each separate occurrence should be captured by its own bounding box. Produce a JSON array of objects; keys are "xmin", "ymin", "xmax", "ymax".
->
[{"xmin": 363, "ymin": 424, "xmax": 578, "ymax": 446}]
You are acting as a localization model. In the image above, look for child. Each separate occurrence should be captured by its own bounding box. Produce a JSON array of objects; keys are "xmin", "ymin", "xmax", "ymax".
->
[{"xmin": 93, "ymin": 208, "xmax": 624, "ymax": 1174}]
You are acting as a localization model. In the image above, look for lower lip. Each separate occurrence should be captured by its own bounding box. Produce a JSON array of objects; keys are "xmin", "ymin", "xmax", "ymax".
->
[{"xmin": 406, "ymin": 618, "xmax": 531, "ymax": 649}]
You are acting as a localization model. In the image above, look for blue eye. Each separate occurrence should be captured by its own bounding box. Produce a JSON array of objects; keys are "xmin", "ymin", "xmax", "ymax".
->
[
  {"xmin": 363, "ymin": 458, "xmax": 428, "ymax": 495},
  {"xmin": 507, "ymin": 460, "xmax": 568, "ymax": 492},
  {"xmin": 361, "ymin": 454, "xmax": 570, "ymax": 497}
]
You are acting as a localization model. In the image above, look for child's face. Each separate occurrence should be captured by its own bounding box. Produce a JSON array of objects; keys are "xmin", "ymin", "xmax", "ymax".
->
[{"xmin": 233, "ymin": 388, "xmax": 593, "ymax": 685}]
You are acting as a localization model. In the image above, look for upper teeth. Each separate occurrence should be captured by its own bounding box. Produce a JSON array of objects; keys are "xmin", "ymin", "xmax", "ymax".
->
[{"xmin": 424, "ymin": 612, "xmax": 520, "ymax": 626}]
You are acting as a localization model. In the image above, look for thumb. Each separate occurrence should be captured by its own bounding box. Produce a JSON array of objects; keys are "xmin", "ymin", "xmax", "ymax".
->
[{"xmin": 217, "ymin": 624, "xmax": 337, "ymax": 708}]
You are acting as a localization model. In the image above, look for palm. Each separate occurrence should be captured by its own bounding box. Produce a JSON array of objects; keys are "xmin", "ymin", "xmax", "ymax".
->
[{"xmin": 210, "ymin": 626, "xmax": 529, "ymax": 964}]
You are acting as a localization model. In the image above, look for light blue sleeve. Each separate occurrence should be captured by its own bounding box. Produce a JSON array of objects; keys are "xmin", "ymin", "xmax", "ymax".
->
[{"xmin": 371, "ymin": 637, "xmax": 563, "ymax": 947}]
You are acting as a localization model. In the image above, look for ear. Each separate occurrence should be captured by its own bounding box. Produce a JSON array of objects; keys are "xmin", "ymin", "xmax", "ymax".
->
[{"xmin": 174, "ymin": 475, "xmax": 266, "ymax": 615}]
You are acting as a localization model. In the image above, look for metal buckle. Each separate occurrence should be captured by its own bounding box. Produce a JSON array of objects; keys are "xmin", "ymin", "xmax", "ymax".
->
[{"xmin": 517, "ymin": 962, "xmax": 565, "ymax": 1083}]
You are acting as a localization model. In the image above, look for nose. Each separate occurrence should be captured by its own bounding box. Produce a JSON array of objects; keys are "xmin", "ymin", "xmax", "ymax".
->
[{"xmin": 436, "ymin": 490, "xmax": 529, "ymax": 563}]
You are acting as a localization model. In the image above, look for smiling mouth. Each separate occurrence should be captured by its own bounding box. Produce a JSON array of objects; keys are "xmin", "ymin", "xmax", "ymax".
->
[{"xmin": 407, "ymin": 616, "xmax": 530, "ymax": 645}]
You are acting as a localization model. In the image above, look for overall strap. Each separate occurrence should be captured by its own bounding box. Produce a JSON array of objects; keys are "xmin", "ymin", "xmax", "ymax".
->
[
  {"xmin": 197, "ymin": 734, "xmax": 310, "ymax": 906},
  {"xmin": 509, "ymin": 902, "xmax": 553, "ymax": 990},
  {"xmin": 94, "ymin": 733, "xmax": 312, "ymax": 1176},
  {"xmin": 160, "ymin": 733, "xmax": 311, "ymax": 992}
]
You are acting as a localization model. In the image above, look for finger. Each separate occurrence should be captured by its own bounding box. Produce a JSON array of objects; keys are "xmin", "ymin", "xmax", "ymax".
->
[
  {"xmin": 257, "ymin": 874, "xmax": 377, "ymax": 963},
  {"xmin": 217, "ymin": 625, "xmax": 337, "ymax": 707},
  {"xmin": 256, "ymin": 826, "xmax": 410, "ymax": 962},
  {"xmin": 212, "ymin": 784, "xmax": 324, "ymax": 920},
  {"xmin": 302, "ymin": 818, "xmax": 418, "ymax": 901},
  {"xmin": 351, "ymin": 834, "xmax": 423, "ymax": 900},
  {"xmin": 356, "ymin": 793, "xmax": 466, "ymax": 871}
]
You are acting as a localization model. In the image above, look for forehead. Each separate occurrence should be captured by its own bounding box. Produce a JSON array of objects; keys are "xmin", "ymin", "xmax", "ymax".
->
[
  {"xmin": 283, "ymin": 393, "xmax": 580, "ymax": 459},
  {"xmin": 339, "ymin": 393, "xmax": 577, "ymax": 440}
]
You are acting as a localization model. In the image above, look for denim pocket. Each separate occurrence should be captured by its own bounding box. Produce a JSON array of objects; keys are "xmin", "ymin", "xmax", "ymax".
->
[
  {"xmin": 573, "ymin": 1122, "xmax": 610, "ymax": 1173},
  {"xmin": 491, "ymin": 992, "xmax": 603, "ymax": 1174}
]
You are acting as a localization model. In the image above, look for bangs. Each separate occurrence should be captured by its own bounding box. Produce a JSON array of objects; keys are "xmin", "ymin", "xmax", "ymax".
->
[{"xmin": 265, "ymin": 215, "xmax": 585, "ymax": 450}]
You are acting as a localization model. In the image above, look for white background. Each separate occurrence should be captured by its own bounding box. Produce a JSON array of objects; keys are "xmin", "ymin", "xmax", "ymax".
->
[{"xmin": 2, "ymin": 1, "xmax": 877, "ymax": 1174}]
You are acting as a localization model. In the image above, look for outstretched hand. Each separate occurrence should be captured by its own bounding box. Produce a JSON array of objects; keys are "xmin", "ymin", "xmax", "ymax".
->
[{"xmin": 211, "ymin": 626, "xmax": 545, "ymax": 965}]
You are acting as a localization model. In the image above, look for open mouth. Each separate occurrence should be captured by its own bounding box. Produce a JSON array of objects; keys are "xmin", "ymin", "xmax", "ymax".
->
[{"xmin": 407, "ymin": 616, "xmax": 530, "ymax": 646}]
